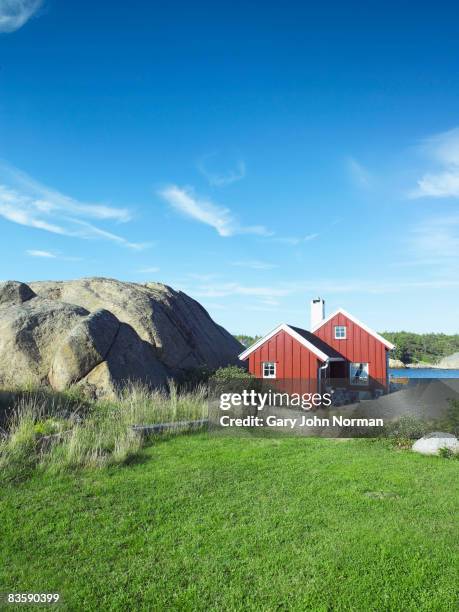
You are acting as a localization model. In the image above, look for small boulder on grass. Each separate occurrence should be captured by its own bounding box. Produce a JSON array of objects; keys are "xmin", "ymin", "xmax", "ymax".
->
[{"xmin": 412, "ymin": 432, "xmax": 459, "ymax": 456}]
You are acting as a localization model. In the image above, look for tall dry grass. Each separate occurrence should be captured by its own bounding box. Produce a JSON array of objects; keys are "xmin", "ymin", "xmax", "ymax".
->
[{"xmin": 0, "ymin": 382, "xmax": 209, "ymax": 481}]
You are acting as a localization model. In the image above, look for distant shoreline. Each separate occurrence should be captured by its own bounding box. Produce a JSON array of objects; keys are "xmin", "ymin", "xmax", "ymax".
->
[{"xmin": 389, "ymin": 362, "xmax": 458, "ymax": 370}]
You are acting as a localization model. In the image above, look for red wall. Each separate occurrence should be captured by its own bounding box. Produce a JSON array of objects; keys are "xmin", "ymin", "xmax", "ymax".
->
[
  {"xmin": 313, "ymin": 312, "xmax": 388, "ymax": 384},
  {"xmin": 247, "ymin": 330, "xmax": 321, "ymax": 393}
]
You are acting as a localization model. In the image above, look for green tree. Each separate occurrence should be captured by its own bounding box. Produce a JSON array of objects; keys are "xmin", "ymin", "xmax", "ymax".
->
[
  {"xmin": 381, "ymin": 331, "xmax": 459, "ymax": 364},
  {"xmin": 234, "ymin": 334, "xmax": 262, "ymax": 348}
]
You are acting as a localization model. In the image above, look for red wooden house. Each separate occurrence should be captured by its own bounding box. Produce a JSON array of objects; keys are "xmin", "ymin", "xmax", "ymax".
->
[{"xmin": 239, "ymin": 298, "xmax": 394, "ymax": 397}]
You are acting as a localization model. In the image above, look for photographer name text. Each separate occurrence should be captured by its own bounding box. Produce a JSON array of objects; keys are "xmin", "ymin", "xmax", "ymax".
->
[{"xmin": 219, "ymin": 414, "xmax": 384, "ymax": 428}]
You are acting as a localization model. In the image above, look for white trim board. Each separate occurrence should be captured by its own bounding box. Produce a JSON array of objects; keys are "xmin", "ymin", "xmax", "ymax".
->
[
  {"xmin": 238, "ymin": 323, "xmax": 343, "ymax": 363},
  {"xmin": 310, "ymin": 308, "xmax": 395, "ymax": 350}
]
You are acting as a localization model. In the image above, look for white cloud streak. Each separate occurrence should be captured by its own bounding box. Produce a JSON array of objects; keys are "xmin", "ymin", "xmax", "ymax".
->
[
  {"xmin": 159, "ymin": 185, "xmax": 271, "ymax": 237},
  {"xmin": 0, "ymin": 163, "xmax": 146, "ymax": 249},
  {"xmin": 412, "ymin": 171, "xmax": 459, "ymax": 198},
  {"xmin": 347, "ymin": 157, "xmax": 372, "ymax": 189},
  {"xmin": 410, "ymin": 214, "xmax": 459, "ymax": 259},
  {"xmin": 180, "ymin": 275, "xmax": 459, "ymax": 303},
  {"xmin": 0, "ymin": 0, "xmax": 43, "ymax": 33},
  {"xmin": 25, "ymin": 249, "xmax": 82, "ymax": 261},
  {"xmin": 197, "ymin": 155, "xmax": 246, "ymax": 186},
  {"xmin": 270, "ymin": 233, "xmax": 319, "ymax": 246},
  {"xmin": 159, "ymin": 185, "xmax": 318, "ymax": 245},
  {"xmin": 410, "ymin": 127, "xmax": 459, "ymax": 199},
  {"xmin": 185, "ymin": 282, "xmax": 291, "ymax": 299},
  {"xmin": 1, "ymin": 163, "xmax": 131, "ymax": 221},
  {"xmin": 26, "ymin": 249, "xmax": 55, "ymax": 258}
]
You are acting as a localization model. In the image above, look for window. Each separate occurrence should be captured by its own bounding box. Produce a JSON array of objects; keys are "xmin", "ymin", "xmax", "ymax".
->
[
  {"xmin": 350, "ymin": 362, "xmax": 369, "ymax": 386},
  {"xmin": 263, "ymin": 362, "xmax": 276, "ymax": 378},
  {"xmin": 334, "ymin": 325, "xmax": 347, "ymax": 339}
]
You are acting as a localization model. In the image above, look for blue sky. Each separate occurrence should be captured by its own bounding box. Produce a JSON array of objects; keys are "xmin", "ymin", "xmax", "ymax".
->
[{"xmin": 1, "ymin": 0, "xmax": 459, "ymax": 334}]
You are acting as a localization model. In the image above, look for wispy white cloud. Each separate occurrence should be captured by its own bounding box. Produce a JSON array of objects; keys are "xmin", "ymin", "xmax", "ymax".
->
[
  {"xmin": 26, "ymin": 249, "xmax": 82, "ymax": 261},
  {"xmin": 26, "ymin": 249, "xmax": 55, "ymax": 258},
  {"xmin": 184, "ymin": 282, "xmax": 291, "ymax": 299},
  {"xmin": 411, "ymin": 171, "xmax": 459, "ymax": 198},
  {"xmin": 231, "ymin": 260, "xmax": 279, "ymax": 270},
  {"xmin": 292, "ymin": 277, "xmax": 459, "ymax": 294},
  {"xmin": 69, "ymin": 218, "xmax": 148, "ymax": 250},
  {"xmin": 409, "ymin": 127, "xmax": 459, "ymax": 199},
  {"xmin": 159, "ymin": 185, "xmax": 318, "ymax": 245},
  {"xmin": 261, "ymin": 297, "xmax": 280, "ymax": 305},
  {"xmin": 0, "ymin": 163, "xmax": 147, "ymax": 249},
  {"xmin": 410, "ymin": 214, "xmax": 459, "ymax": 258},
  {"xmin": 197, "ymin": 154, "xmax": 246, "ymax": 187},
  {"xmin": 271, "ymin": 233, "xmax": 319, "ymax": 246},
  {"xmin": 0, "ymin": 0, "xmax": 42, "ymax": 33},
  {"xmin": 0, "ymin": 193, "xmax": 67, "ymax": 234},
  {"xmin": 180, "ymin": 274, "xmax": 459, "ymax": 304},
  {"xmin": 159, "ymin": 185, "xmax": 271, "ymax": 237},
  {"xmin": 1, "ymin": 163, "xmax": 131, "ymax": 221},
  {"xmin": 347, "ymin": 157, "xmax": 372, "ymax": 189}
]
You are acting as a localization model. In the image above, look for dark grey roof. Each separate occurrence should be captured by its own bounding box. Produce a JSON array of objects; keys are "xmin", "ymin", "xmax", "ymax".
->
[{"xmin": 288, "ymin": 325, "xmax": 345, "ymax": 360}]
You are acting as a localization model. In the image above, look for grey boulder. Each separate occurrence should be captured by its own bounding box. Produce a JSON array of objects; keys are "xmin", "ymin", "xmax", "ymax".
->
[
  {"xmin": 30, "ymin": 277, "xmax": 242, "ymax": 370},
  {"xmin": 0, "ymin": 297, "xmax": 88, "ymax": 386},
  {"xmin": 79, "ymin": 323, "xmax": 169, "ymax": 397},
  {"xmin": 49, "ymin": 309, "xmax": 120, "ymax": 391},
  {"xmin": 0, "ymin": 280, "xmax": 36, "ymax": 306},
  {"xmin": 437, "ymin": 353, "xmax": 459, "ymax": 369},
  {"xmin": 0, "ymin": 277, "xmax": 242, "ymax": 396},
  {"xmin": 412, "ymin": 432, "xmax": 459, "ymax": 455}
]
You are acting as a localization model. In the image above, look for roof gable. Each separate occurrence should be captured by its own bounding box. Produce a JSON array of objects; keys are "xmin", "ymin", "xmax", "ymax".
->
[
  {"xmin": 238, "ymin": 323, "xmax": 345, "ymax": 362},
  {"xmin": 311, "ymin": 308, "xmax": 395, "ymax": 350}
]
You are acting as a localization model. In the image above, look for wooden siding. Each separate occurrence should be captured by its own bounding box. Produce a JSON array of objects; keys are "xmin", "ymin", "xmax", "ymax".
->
[
  {"xmin": 247, "ymin": 329, "xmax": 321, "ymax": 393},
  {"xmin": 313, "ymin": 312, "xmax": 388, "ymax": 384}
]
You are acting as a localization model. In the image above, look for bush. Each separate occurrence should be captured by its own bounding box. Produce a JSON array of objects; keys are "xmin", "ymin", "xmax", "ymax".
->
[
  {"xmin": 380, "ymin": 416, "xmax": 430, "ymax": 439},
  {"xmin": 208, "ymin": 366, "xmax": 259, "ymax": 396},
  {"xmin": 380, "ymin": 416, "xmax": 430, "ymax": 449},
  {"xmin": 438, "ymin": 447, "xmax": 455, "ymax": 459}
]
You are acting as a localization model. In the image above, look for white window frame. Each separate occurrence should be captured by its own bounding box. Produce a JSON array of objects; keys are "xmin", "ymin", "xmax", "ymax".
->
[
  {"xmin": 262, "ymin": 362, "xmax": 276, "ymax": 379},
  {"xmin": 349, "ymin": 362, "xmax": 369, "ymax": 386},
  {"xmin": 334, "ymin": 325, "xmax": 347, "ymax": 340}
]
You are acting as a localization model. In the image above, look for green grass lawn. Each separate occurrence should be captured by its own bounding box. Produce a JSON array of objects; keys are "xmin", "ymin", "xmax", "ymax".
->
[{"xmin": 1, "ymin": 435, "xmax": 458, "ymax": 611}]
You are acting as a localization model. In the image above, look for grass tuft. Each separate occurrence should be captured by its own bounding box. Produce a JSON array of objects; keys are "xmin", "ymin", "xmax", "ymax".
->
[{"xmin": 0, "ymin": 382, "xmax": 209, "ymax": 480}]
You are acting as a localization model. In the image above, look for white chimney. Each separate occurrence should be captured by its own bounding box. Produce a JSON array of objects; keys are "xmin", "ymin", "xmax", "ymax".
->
[{"xmin": 310, "ymin": 297, "xmax": 325, "ymax": 329}]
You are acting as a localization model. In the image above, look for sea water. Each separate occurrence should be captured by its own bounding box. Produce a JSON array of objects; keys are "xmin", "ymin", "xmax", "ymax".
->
[{"xmin": 389, "ymin": 368, "xmax": 459, "ymax": 379}]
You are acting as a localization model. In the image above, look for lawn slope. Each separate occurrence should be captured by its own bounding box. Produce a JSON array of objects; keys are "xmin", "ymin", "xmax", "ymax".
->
[{"xmin": 1, "ymin": 436, "xmax": 458, "ymax": 611}]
